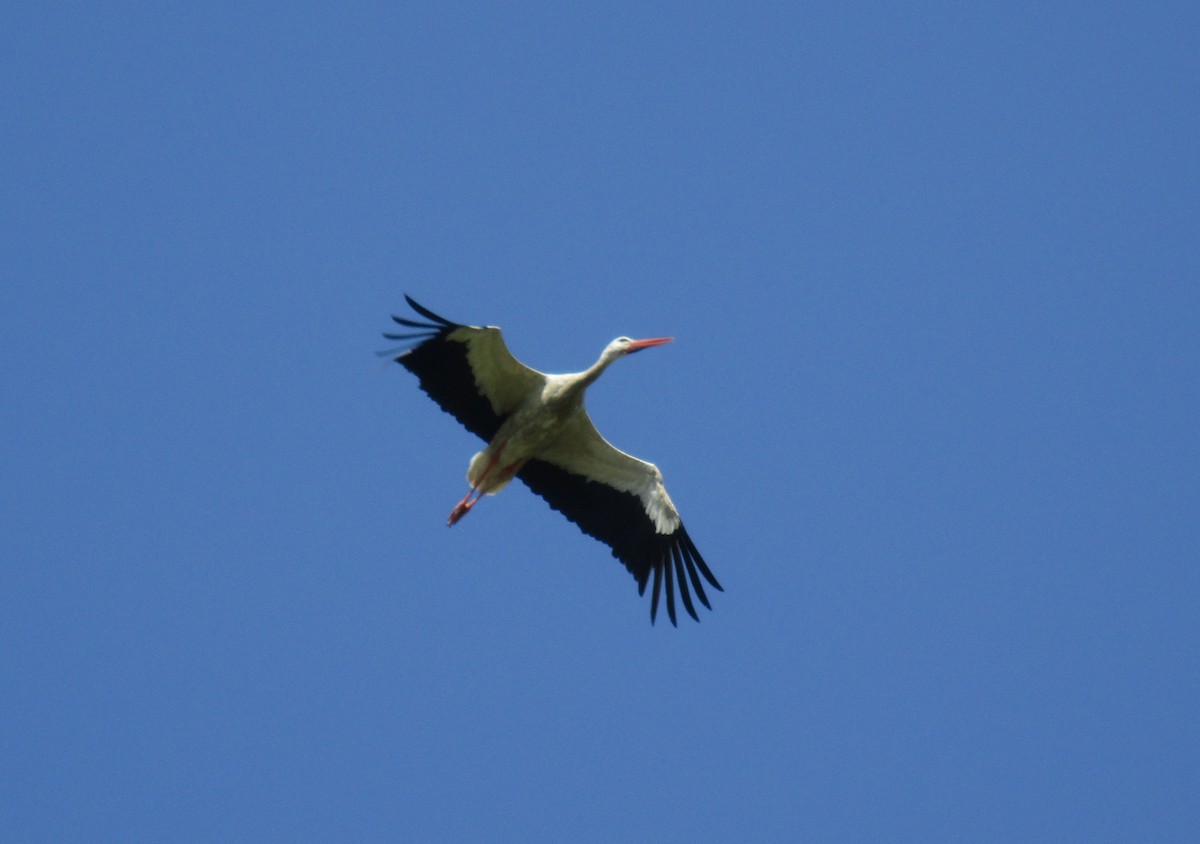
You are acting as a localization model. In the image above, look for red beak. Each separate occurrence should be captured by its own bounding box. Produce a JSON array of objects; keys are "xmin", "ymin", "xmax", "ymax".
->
[{"xmin": 625, "ymin": 336, "xmax": 674, "ymax": 353}]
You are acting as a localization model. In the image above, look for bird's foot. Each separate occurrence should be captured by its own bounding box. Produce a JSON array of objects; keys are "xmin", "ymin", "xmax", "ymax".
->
[{"xmin": 447, "ymin": 492, "xmax": 477, "ymax": 526}]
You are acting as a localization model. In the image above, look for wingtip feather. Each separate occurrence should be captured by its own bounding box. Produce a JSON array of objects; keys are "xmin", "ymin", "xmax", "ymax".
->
[
  {"xmin": 403, "ymin": 294, "xmax": 457, "ymax": 327},
  {"xmin": 672, "ymin": 545, "xmax": 700, "ymax": 622},
  {"xmin": 663, "ymin": 550, "xmax": 678, "ymax": 626},
  {"xmin": 682, "ymin": 529, "xmax": 723, "ymax": 592},
  {"xmin": 649, "ymin": 562, "xmax": 663, "ymax": 625}
]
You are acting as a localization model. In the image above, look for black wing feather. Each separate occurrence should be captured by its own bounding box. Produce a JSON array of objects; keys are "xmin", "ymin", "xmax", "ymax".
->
[
  {"xmin": 682, "ymin": 547, "xmax": 712, "ymax": 611},
  {"xmin": 404, "ymin": 294, "xmax": 458, "ymax": 326},
  {"xmin": 517, "ymin": 458, "xmax": 722, "ymax": 625},
  {"xmin": 671, "ymin": 543, "xmax": 699, "ymax": 622},
  {"xmin": 649, "ymin": 562, "xmax": 664, "ymax": 624},
  {"xmin": 385, "ymin": 298, "xmax": 503, "ymax": 441},
  {"xmin": 663, "ymin": 550, "xmax": 676, "ymax": 626}
]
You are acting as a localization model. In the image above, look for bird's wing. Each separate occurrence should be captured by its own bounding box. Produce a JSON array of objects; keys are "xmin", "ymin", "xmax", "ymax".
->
[
  {"xmin": 517, "ymin": 411, "xmax": 722, "ymax": 625},
  {"xmin": 384, "ymin": 295, "xmax": 546, "ymax": 441}
]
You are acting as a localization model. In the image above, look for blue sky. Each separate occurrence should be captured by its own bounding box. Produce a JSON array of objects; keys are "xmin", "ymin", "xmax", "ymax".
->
[{"xmin": 3, "ymin": 2, "xmax": 1197, "ymax": 840}]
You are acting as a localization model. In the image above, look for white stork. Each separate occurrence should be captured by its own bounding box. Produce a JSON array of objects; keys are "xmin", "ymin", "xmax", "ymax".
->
[{"xmin": 383, "ymin": 295, "xmax": 722, "ymax": 625}]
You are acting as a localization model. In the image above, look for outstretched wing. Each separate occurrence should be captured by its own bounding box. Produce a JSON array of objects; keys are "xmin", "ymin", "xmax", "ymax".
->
[
  {"xmin": 518, "ymin": 411, "xmax": 722, "ymax": 625},
  {"xmin": 383, "ymin": 295, "xmax": 546, "ymax": 441}
]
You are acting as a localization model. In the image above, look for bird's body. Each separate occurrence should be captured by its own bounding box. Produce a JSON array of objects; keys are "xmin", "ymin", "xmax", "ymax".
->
[
  {"xmin": 384, "ymin": 296, "xmax": 721, "ymax": 625},
  {"xmin": 463, "ymin": 372, "xmax": 583, "ymax": 497}
]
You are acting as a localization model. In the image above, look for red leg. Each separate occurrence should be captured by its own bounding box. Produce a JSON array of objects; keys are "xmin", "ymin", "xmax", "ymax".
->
[
  {"xmin": 447, "ymin": 489, "xmax": 480, "ymax": 526},
  {"xmin": 447, "ymin": 443, "xmax": 505, "ymax": 527}
]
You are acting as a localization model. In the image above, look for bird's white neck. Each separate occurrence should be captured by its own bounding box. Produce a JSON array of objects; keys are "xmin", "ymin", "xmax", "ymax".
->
[{"xmin": 578, "ymin": 346, "xmax": 624, "ymax": 389}]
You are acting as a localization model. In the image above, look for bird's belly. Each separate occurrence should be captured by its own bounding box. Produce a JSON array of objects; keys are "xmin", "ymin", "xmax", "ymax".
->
[{"xmin": 467, "ymin": 412, "xmax": 564, "ymax": 494}]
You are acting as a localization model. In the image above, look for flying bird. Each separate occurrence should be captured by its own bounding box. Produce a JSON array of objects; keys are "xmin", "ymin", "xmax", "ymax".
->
[{"xmin": 383, "ymin": 295, "xmax": 722, "ymax": 625}]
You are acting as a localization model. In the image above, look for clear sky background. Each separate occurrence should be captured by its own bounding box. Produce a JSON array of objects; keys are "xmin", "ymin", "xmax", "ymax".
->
[{"xmin": 3, "ymin": 3, "xmax": 1197, "ymax": 841}]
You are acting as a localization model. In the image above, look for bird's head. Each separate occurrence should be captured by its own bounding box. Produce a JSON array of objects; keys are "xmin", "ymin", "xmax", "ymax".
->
[{"xmin": 604, "ymin": 335, "xmax": 674, "ymax": 362}]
